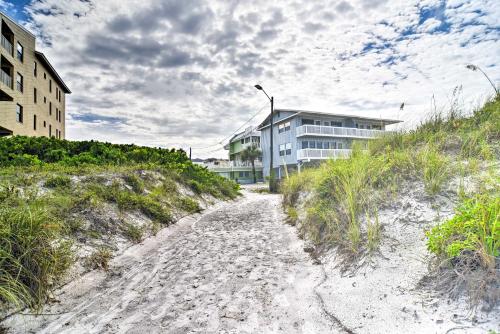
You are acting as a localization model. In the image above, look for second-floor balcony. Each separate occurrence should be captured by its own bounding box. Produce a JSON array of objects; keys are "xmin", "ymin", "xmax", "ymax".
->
[
  {"xmin": 297, "ymin": 148, "xmax": 351, "ymax": 160},
  {"xmin": 1, "ymin": 35, "xmax": 13, "ymax": 56},
  {"xmin": 296, "ymin": 125, "xmax": 392, "ymax": 139},
  {"xmin": 0, "ymin": 69, "xmax": 12, "ymax": 89}
]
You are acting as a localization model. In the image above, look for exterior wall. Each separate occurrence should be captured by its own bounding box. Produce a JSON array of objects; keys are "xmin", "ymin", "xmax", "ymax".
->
[
  {"xmin": 261, "ymin": 112, "xmax": 395, "ymax": 178},
  {"xmin": 0, "ymin": 12, "xmax": 66, "ymax": 138}
]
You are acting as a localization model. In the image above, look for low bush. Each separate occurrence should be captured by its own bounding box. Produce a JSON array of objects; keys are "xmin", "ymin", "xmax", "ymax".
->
[{"xmin": 427, "ymin": 194, "xmax": 499, "ymax": 270}]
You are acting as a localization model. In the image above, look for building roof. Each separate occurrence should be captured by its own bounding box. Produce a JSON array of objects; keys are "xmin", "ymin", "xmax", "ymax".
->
[
  {"xmin": 223, "ymin": 126, "xmax": 260, "ymax": 150},
  {"xmin": 257, "ymin": 109, "xmax": 402, "ymax": 130},
  {"xmin": 34, "ymin": 51, "xmax": 71, "ymax": 94}
]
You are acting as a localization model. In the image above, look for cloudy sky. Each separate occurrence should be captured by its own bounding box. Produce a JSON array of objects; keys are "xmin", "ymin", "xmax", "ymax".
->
[{"xmin": 1, "ymin": 0, "xmax": 499, "ymax": 158}]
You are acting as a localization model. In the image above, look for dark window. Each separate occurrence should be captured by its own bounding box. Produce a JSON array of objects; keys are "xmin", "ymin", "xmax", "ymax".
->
[
  {"xmin": 315, "ymin": 120, "xmax": 321, "ymax": 126},
  {"xmin": 49, "ymin": 124, "xmax": 52, "ymax": 137},
  {"xmin": 44, "ymin": 73, "xmax": 46, "ymax": 79},
  {"xmin": 302, "ymin": 141, "xmax": 308, "ymax": 149},
  {"xmin": 33, "ymin": 114, "xmax": 37, "ymax": 130},
  {"xmin": 285, "ymin": 143, "xmax": 292, "ymax": 155},
  {"xmin": 56, "ymin": 108, "xmax": 58, "ymax": 121},
  {"xmin": 49, "ymin": 80, "xmax": 52, "ymax": 92},
  {"xmin": 302, "ymin": 119, "xmax": 314, "ymax": 125},
  {"xmin": 49, "ymin": 102, "xmax": 52, "ymax": 115},
  {"xmin": 43, "ymin": 121, "xmax": 46, "ymax": 127},
  {"xmin": 16, "ymin": 104, "xmax": 23, "ymax": 123},
  {"xmin": 16, "ymin": 72, "xmax": 23, "ymax": 92},
  {"xmin": 372, "ymin": 124, "xmax": 382, "ymax": 130},
  {"xmin": 34, "ymin": 62, "xmax": 37, "ymax": 77},
  {"xmin": 331, "ymin": 121, "xmax": 342, "ymax": 127},
  {"xmin": 56, "ymin": 87, "xmax": 58, "ymax": 97},
  {"xmin": 44, "ymin": 96, "xmax": 46, "ymax": 104},
  {"xmin": 34, "ymin": 87, "xmax": 37, "ymax": 103},
  {"xmin": 16, "ymin": 43, "xmax": 23, "ymax": 62}
]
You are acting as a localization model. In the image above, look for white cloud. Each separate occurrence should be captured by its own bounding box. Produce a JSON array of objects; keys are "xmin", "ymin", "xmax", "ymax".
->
[{"xmin": 16, "ymin": 0, "xmax": 500, "ymax": 158}]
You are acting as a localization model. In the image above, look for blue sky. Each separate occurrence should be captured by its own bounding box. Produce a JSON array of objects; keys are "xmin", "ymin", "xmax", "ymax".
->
[
  {"xmin": 0, "ymin": 0, "xmax": 30, "ymax": 21},
  {"xmin": 1, "ymin": 0, "xmax": 499, "ymax": 158}
]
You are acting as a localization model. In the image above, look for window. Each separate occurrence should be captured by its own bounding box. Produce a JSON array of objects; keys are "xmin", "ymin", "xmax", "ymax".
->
[
  {"xmin": 16, "ymin": 73, "xmax": 23, "ymax": 92},
  {"xmin": 56, "ymin": 87, "xmax": 58, "ymax": 97},
  {"xmin": 338, "ymin": 142, "xmax": 343, "ymax": 149},
  {"xmin": 240, "ymin": 139, "xmax": 244, "ymax": 144},
  {"xmin": 59, "ymin": 91, "xmax": 62, "ymax": 102},
  {"xmin": 33, "ymin": 115, "xmax": 37, "ymax": 130},
  {"xmin": 49, "ymin": 124, "xmax": 52, "ymax": 137},
  {"xmin": 56, "ymin": 108, "xmax": 58, "ymax": 121},
  {"xmin": 279, "ymin": 144, "xmax": 285, "ymax": 156},
  {"xmin": 59, "ymin": 110, "xmax": 62, "ymax": 123},
  {"xmin": 49, "ymin": 80, "xmax": 52, "ymax": 93},
  {"xmin": 285, "ymin": 143, "xmax": 292, "ymax": 155},
  {"xmin": 16, "ymin": 104, "xmax": 23, "ymax": 123},
  {"xmin": 278, "ymin": 121, "xmax": 291, "ymax": 133},
  {"xmin": 302, "ymin": 119, "xmax": 314, "ymax": 125},
  {"xmin": 372, "ymin": 124, "xmax": 382, "ymax": 130},
  {"xmin": 302, "ymin": 141, "xmax": 308, "ymax": 149},
  {"xmin": 16, "ymin": 43, "xmax": 23, "ymax": 62},
  {"xmin": 331, "ymin": 121, "xmax": 342, "ymax": 127},
  {"xmin": 44, "ymin": 73, "xmax": 46, "ymax": 79},
  {"xmin": 330, "ymin": 141, "xmax": 337, "ymax": 149},
  {"xmin": 324, "ymin": 121, "xmax": 330, "ymax": 126},
  {"xmin": 34, "ymin": 62, "xmax": 37, "ymax": 77},
  {"xmin": 315, "ymin": 120, "xmax": 321, "ymax": 126},
  {"xmin": 49, "ymin": 102, "xmax": 52, "ymax": 115},
  {"xmin": 43, "ymin": 121, "xmax": 46, "ymax": 128},
  {"xmin": 34, "ymin": 87, "xmax": 37, "ymax": 103},
  {"xmin": 244, "ymin": 137, "xmax": 250, "ymax": 143},
  {"xmin": 44, "ymin": 96, "xmax": 46, "ymax": 104}
]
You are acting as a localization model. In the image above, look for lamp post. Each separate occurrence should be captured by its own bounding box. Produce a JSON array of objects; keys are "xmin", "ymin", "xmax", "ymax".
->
[{"xmin": 254, "ymin": 84, "xmax": 276, "ymax": 192}]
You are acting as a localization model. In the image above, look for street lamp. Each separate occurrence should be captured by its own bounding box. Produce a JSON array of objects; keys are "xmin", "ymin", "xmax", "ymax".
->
[{"xmin": 254, "ymin": 84, "xmax": 276, "ymax": 192}]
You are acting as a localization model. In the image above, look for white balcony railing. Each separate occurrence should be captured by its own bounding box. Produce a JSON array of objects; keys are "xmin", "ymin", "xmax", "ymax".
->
[
  {"xmin": 0, "ymin": 70, "xmax": 12, "ymax": 89},
  {"xmin": 296, "ymin": 125, "xmax": 391, "ymax": 139},
  {"xmin": 297, "ymin": 148, "xmax": 351, "ymax": 160},
  {"xmin": 230, "ymin": 160, "xmax": 263, "ymax": 168},
  {"xmin": 1, "ymin": 35, "xmax": 13, "ymax": 56}
]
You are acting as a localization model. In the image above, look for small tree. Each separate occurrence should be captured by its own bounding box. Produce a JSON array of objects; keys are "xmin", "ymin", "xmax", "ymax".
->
[{"xmin": 241, "ymin": 144, "xmax": 262, "ymax": 183}]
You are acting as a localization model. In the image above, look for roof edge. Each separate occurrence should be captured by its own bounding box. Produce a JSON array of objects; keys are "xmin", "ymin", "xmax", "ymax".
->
[{"xmin": 35, "ymin": 51, "xmax": 71, "ymax": 94}]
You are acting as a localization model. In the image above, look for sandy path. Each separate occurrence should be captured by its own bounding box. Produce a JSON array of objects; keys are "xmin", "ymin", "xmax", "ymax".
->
[{"xmin": 6, "ymin": 189, "xmax": 341, "ymax": 334}]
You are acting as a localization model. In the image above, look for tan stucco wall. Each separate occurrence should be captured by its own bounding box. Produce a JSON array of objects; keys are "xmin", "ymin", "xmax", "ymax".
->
[{"xmin": 0, "ymin": 12, "xmax": 66, "ymax": 139}]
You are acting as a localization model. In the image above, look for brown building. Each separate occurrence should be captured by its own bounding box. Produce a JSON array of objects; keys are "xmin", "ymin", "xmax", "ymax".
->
[{"xmin": 0, "ymin": 11, "xmax": 70, "ymax": 139}]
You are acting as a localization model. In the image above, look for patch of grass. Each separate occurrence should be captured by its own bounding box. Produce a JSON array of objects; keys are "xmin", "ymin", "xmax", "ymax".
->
[
  {"xmin": 123, "ymin": 173, "xmax": 144, "ymax": 194},
  {"xmin": 0, "ymin": 205, "xmax": 73, "ymax": 311},
  {"xmin": 44, "ymin": 175, "xmax": 71, "ymax": 189},
  {"xmin": 366, "ymin": 210, "xmax": 381, "ymax": 254},
  {"xmin": 121, "ymin": 222, "xmax": 144, "ymax": 243},
  {"xmin": 84, "ymin": 247, "xmax": 113, "ymax": 271},
  {"xmin": 176, "ymin": 196, "xmax": 201, "ymax": 213}
]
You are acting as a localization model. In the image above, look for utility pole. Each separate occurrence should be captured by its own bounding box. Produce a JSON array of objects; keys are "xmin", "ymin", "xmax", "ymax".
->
[
  {"xmin": 254, "ymin": 84, "xmax": 276, "ymax": 192},
  {"xmin": 269, "ymin": 96, "xmax": 275, "ymax": 192}
]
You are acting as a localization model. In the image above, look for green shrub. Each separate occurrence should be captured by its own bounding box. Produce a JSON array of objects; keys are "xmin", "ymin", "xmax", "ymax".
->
[
  {"xmin": 427, "ymin": 194, "xmax": 499, "ymax": 270},
  {"xmin": 44, "ymin": 175, "xmax": 71, "ymax": 189}
]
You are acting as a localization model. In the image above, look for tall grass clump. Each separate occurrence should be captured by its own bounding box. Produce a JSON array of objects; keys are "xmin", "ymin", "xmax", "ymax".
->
[
  {"xmin": 282, "ymin": 93, "xmax": 499, "ymax": 268},
  {"xmin": 0, "ymin": 205, "xmax": 72, "ymax": 311}
]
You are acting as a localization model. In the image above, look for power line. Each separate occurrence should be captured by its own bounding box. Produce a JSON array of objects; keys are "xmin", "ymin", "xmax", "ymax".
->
[{"xmin": 190, "ymin": 102, "xmax": 269, "ymax": 151}]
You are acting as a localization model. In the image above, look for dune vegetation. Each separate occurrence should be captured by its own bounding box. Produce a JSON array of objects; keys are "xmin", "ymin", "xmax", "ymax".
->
[
  {"xmin": 0, "ymin": 139, "xmax": 239, "ymax": 312},
  {"xmin": 282, "ymin": 93, "xmax": 499, "ymax": 306}
]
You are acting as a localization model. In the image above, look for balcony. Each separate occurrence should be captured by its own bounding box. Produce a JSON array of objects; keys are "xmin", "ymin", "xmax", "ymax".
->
[
  {"xmin": 0, "ymin": 69, "xmax": 12, "ymax": 89},
  {"xmin": 1, "ymin": 35, "xmax": 13, "ymax": 56},
  {"xmin": 297, "ymin": 148, "xmax": 351, "ymax": 160},
  {"xmin": 296, "ymin": 125, "xmax": 391, "ymax": 139}
]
